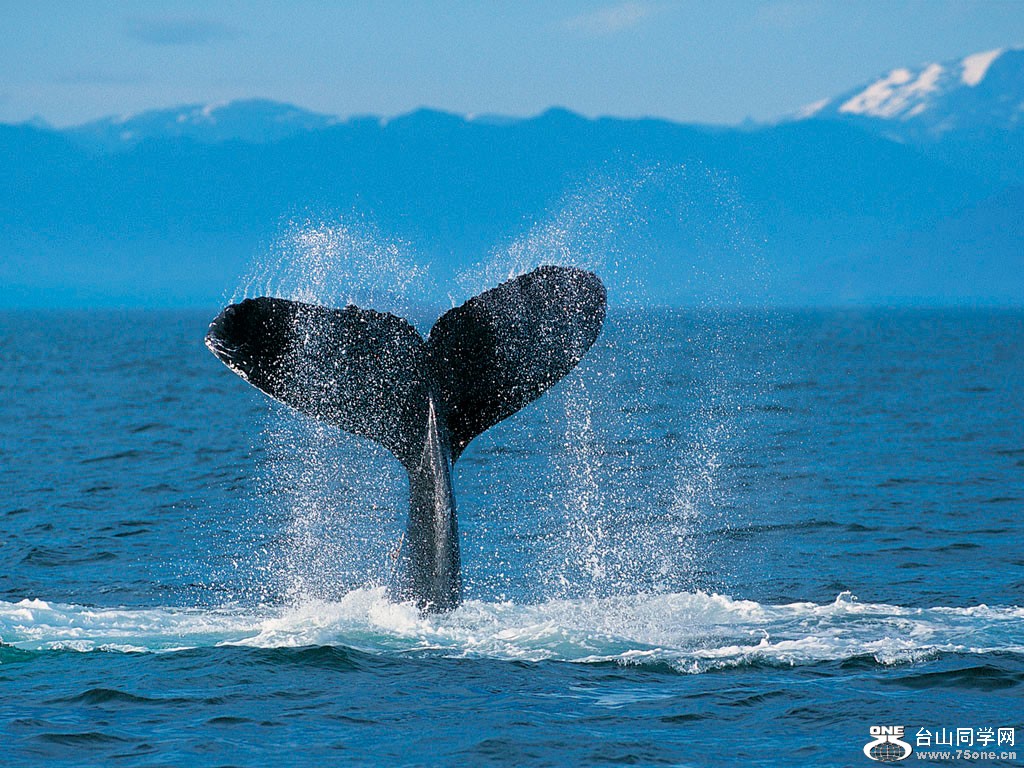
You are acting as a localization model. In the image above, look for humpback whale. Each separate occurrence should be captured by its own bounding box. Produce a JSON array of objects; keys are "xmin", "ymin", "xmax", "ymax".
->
[{"xmin": 205, "ymin": 265, "xmax": 606, "ymax": 612}]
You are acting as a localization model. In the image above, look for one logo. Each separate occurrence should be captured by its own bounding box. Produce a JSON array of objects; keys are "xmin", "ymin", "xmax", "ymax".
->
[{"xmin": 864, "ymin": 726, "xmax": 913, "ymax": 762}]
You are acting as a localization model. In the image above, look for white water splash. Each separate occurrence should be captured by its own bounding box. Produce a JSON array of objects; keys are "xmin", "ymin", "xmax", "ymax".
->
[
  {"xmin": 3, "ymin": 593, "xmax": 1022, "ymax": 673},
  {"xmin": 216, "ymin": 169, "xmax": 768, "ymax": 607},
  {"xmin": 226, "ymin": 215, "xmax": 432, "ymax": 603},
  {"xmin": 455, "ymin": 162, "xmax": 764, "ymax": 307},
  {"xmin": 454, "ymin": 168, "xmax": 647, "ymax": 304},
  {"xmin": 234, "ymin": 215, "xmax": 433, "ymax": 317},
  {"xmin": 449, "ymin": 166, "xmax": 768, "ymax": 604},
  {"xmin": 257, "ymin": 416, "xmax": 405, "ymax": 604}
]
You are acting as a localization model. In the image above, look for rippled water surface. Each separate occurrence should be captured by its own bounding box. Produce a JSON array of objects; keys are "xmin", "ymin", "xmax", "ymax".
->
[{"xmin": 1, "ymin": 308, "xmax": 1022, "ymax": 766}]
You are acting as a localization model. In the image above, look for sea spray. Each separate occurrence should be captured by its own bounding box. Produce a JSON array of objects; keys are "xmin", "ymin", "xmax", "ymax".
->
[
  {"xmin": 3, "ymin": 593, "xmax": 1022, "ymax": 673},
  {"xmin": 459, "ymin": 165, "xmax": 769, "ymax": 601},
  {"xmin": 216, "ymin": 162, "xmax": 769, "ymax": 607},
  {"xmin": 234, "ymin": 214, "xmax": 434, "ymax": 320},
  {"xmin": 230, "ymin": 216, "xmax": 433, "ymax": 603}
]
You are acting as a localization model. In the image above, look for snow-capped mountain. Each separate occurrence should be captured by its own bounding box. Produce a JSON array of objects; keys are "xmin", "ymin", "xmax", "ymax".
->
[
  {"xmin": 799, "ymin": 47, "xmax": 1022, "ymax": 131},
  {"xmin": 68, "ymin": 98, "xmax": 340, "ymax": 149},
  {"xmin": 3, "ymin": 49, "xmax": 1022, "ymax": 307},
  {"xmin": 793, "ymin": 47, "xmax": 1024, "ymax": 182}
]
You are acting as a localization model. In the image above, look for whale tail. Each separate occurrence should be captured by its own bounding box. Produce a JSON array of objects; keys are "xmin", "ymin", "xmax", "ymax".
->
[
  {"xmin": 205, "ymin": 265, "xmax": 607, "ymax": 468},
  {"xmin": 206, "ymin": 265, "xmax": 607, "ymax": 611}
]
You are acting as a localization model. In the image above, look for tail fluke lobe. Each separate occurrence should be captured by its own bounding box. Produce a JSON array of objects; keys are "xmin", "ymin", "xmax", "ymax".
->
[
  {"xmin": 205, "ymin": 297, "xmax": 430, "ymax": 469},
  {"xmin": 206, "ymin": 267, "xmax": 607, "ymax": 465},
  {"xmin": 426, "ymin": 265, "xmax": 607, "ymax": 460},
  {"xmin": 205, "ymin": 267, "xmax": 607, "ymax": 613}
]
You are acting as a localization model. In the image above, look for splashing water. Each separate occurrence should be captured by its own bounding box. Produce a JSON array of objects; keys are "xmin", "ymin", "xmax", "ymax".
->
[
  {"xmin": 451, "ymin": 167, "xmax": 769, "ymax": 602},
  {"xmin": 235, "ymin": 215, "xmax": 434, "ymax": 318},
  {"xmin": 454, "ymin": 167, "xmax": 647, "ymax": 302},
  {"xmin": 226, "ymin": 217, "xmax": 435, "ymax": 603},
  {"xmin": 214, "ymin": 164, "xmax": 769, "ymax": 609},
  {"xmin": 4, "ymin": 593, "xmax": 1022, "ymax": 673}
]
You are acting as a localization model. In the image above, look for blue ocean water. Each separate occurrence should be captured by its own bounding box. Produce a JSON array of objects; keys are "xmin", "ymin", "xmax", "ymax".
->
[{"xmin": 1, "ymin": 307, "xmax": 1022, "ymax": 766}]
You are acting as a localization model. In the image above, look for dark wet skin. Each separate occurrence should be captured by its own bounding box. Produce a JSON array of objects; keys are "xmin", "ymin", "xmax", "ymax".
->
[{"xmin": 206, "ymin": 266, "xmax": 606, "ymax": 613}]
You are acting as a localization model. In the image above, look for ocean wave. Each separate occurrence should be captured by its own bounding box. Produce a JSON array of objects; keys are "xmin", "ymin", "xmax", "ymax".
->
[{"xmin": 2, "ymin": 591, "xmax": 1022, "ymax": 673}]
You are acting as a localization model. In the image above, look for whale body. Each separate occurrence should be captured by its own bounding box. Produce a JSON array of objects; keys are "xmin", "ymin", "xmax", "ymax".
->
[{"xmin": 205, "ymin": 265, "xmax": 606, "ymax": 612}]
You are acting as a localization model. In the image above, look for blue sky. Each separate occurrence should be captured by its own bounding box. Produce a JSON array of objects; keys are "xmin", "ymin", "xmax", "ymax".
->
[{"xmin": 4, "ymin": 1, "xmax": 1023, "ymax": 127}]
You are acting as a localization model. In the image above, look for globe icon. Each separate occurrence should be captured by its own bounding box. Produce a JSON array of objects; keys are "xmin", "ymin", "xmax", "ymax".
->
[{"xmin": 870, "ymin": 740, "xmax": 905, "ymax": 762}]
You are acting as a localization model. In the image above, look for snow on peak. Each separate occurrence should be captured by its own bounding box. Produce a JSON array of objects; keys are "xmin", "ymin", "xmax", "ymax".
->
[
  {"xmin": 67, "ymin": 99, "xmax": 342, "ymax": 150},
  {"xmin": 839, "ymin": 63, "xmax": 944, "ymax": 119},
  {"xmin": 199, "ymin": 102, "xmax": 226, "ymax": 121},
  {"xmin": 961, "ymin": 48, "xmax": 1003, "ymax": 86},
  {"xmin": 794, "ymin": 98, "xmax": 830, "ymax": 119}
]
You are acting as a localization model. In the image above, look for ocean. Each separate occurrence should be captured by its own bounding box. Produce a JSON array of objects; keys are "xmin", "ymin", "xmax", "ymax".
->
[{"xmin": 1, "ymin": 307, "xmax": 1022, "ymax": 766}]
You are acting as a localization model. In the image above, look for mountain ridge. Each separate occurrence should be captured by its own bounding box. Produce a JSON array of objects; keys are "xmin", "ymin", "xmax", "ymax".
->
[
  {"xmin": 2, "ymin": 47, "xmax": 1021, "ymax": 308},
  {"xmin": 790, "ymin": 46, "xmax": 1024, "ymax": 181}
]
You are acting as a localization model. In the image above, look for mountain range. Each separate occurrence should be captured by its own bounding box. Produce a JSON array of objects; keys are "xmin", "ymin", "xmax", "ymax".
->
[
  {"xmin": 2, "ymin": 47, "xmax": 1021, "ymax": 308},
  {"xmin": 795, "ymin": 47, "xmax": 1024, "ymax": 183}
]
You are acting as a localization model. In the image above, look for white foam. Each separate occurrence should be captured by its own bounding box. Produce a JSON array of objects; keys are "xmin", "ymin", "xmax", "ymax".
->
[{"xmin": 2, "ymin": 591, "xmax": 1021, "ymax": 672}]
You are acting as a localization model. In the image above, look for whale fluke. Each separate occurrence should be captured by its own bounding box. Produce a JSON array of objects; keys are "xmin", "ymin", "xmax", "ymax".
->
[
  {"xmin": 206, "ymin": 297, "xmax": 431, "ymax": 469},
  {"xmin": 427, "ymin": 265, "xmax": 606, "ymax": 461},
  {"xmin": 206, "ymin": 265, "xmax": 607, "ymax": 611}
]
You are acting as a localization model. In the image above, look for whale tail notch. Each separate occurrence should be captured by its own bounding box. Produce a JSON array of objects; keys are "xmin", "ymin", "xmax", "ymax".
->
[
  {"xmin": 205, "ymin": 265, "xmax": 607, "ymax": 465},
  {"xmin": 206, "ymin": 264, "xmax": 606, "ymax": 612}
]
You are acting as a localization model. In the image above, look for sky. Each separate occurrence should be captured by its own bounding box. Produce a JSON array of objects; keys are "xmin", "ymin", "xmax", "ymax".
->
[{"xmin": 3, "ymin": 0, "xmax": 1024, "ymax": 127}]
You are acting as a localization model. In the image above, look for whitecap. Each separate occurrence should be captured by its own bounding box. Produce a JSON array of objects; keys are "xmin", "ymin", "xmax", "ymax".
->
[{"xmin": 2, "ymin": 591, "xmax": 1022, "ymax": 673}]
